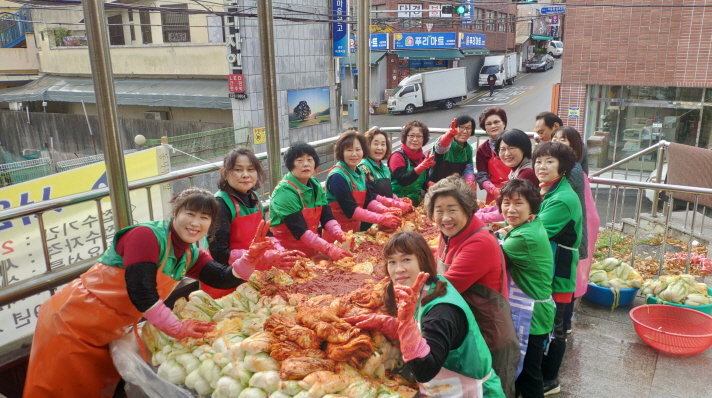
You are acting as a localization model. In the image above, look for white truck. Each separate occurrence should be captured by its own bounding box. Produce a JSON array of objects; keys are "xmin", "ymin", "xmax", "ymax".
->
[
  {"xmin": 387, "ymin": 68, "xmax": 467, "ymax": 115},
  {"xmin": 478, "ymin": 54, "xmax": 517, "ymax": 88}
]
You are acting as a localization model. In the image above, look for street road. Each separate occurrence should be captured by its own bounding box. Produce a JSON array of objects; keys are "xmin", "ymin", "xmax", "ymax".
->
[{"xmin": 371, "ymin": 58, "xmax": 563, "ymax": 133}]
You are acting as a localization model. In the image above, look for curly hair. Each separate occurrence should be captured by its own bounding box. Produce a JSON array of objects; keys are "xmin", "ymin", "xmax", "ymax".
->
[
  {"xmin": 171, "ymin": 187, "xmax": 220, "ymax": 240},
  {"xmin": 381, "ymin": 231, "xmax": 447, "ymax": 316},
  {"xmin": 217, "ymin": 148, "xmax": 266, "ymax": 191},
  {"xmin": 400, "ymin": 120, "xmax": 430, "ymax": 146},
  {"xmin": 364, "ymin": 127, "xmax": 392, "ymax": 160},
  {"xmin": 497, "ymin": 178, "xmax": 543, "ymax": 214},
  {"xmin": 532, "ymin": 141, "xmax": 577, "ymax": 177},
  {"xmin": 478, "ymin": 107, "xmax": 508, "ymax": 131},
  {"xmin": 283, "ymin": 141, "xmax": 320, "ymax": 171},
  {"xmin": 335, "ymin": 131, "xmax": 370, "ymax": 162},
  {"xmin": 424, "ymin": 175, "xmax": 478, "ymax": 220}
]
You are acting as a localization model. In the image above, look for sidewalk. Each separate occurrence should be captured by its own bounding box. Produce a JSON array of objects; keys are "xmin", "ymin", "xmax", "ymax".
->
[{"xmin": 558, "ymin": 296, "xmax": 712, "ymax": 398}]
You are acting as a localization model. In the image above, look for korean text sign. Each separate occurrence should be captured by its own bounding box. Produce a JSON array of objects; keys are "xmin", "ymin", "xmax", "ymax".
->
[
  {"xmin": 393, "ymin": 32, "xmax": 457, "ymax": 49},
  {"xmin": 332, "ymin": 0, "xmax": 348, "ymax": 57},
  {"xmin": 459, "ymin": 33, "xmax": 486, "ymax": 48}
]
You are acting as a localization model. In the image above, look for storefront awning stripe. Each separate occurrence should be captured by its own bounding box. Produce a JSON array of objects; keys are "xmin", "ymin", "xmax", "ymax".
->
[
  {"xmin": 531, "ymin": 35, "xmax": 553, "ymax": 41},
  {"xmin": 393, "ymin": 49, "xmax": 464, "ymax": 60},
  {"xmin": 344, "ymin": 52, "xmax": 387, "ymax": 68},
  {"xmin": 460, "ymin": 49, "xmax": 490, "ymax": 56}
]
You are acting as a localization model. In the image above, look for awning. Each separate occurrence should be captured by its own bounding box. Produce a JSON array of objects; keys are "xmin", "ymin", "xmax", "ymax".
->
[
  {"xmin": 344, "ymin": 52, "xmax": 387, "ymax": 68},
  {"xmin": 392, "ymin": 49, "xmax": 464, "ymax": 60},
  {"xmin": 531, "ymin": 35, "xmax": 553, "ymax": 41},
  {"xmin": 460, "ymin": 49, "xmax": 490, "ymax": 56},
  {"xmin": 516, "ymin": 35, "xmax": 530, "ymax": 45},
  {"xmin": 0, "ymin": 75, "xmax": 231, "ymax": 109}
]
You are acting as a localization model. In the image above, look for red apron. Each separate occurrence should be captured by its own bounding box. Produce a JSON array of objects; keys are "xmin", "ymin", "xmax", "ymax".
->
[
  {"xmin": 24, "ymin": 239, "xmax": 189, "ymax": 398},
  {"xmin": 486, "ymin": 154, "xmax": 511, "ymax": 204},
  {"xmin": 203, "ymin": 192, "xmax": 262, "ymax": 299},
  {"xmin": 271, "ymin": 180, "xmax": 323, "ymax": 258},
  {"xmin": 324, "ymin": 165, "xmax": 366, "ymax": 243}
]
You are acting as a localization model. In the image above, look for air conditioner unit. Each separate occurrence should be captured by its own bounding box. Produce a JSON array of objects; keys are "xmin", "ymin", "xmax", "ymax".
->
[
  {"xmin": 144, "ymin": 111, "xmax": 169, "ymax": 120},
  {"xmin": 9, "ymin": 102, "xmax": 23, "ymax": 111}
]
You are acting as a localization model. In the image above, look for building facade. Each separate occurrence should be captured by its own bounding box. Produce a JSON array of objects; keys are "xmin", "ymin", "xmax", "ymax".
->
[{"xmin": 557, "ymin": 0, "xmax": 712, "ymax": 169}]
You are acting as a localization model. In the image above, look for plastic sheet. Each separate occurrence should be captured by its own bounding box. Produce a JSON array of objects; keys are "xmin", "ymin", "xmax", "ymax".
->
[{"xmin": 110, "ymin": 330, "xmax": 194, "ymax": 398}]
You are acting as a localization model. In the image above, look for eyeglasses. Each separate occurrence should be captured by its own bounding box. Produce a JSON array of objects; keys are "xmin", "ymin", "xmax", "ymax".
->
[
  {"xmin": 499, "ymin": 146, "xmax": 520, "ymax": 155},
  {"xmin": 407, "ymin": 134, "xmax": 424, "ymax": 141},
  {"xmin": 458, "ymin": 126, "xmax": 473, "ymax": 132},
  {"xmin": 485, "ymin": 120, "xmax": 503, "ymax": 127}
]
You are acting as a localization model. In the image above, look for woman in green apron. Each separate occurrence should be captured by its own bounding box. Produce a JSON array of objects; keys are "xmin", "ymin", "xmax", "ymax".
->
[
  {"xmin": 388, "ymin": 120, "xmax": 436, "ymax": 206},
  {"xmin": 358, "ymin": 127, "xmax": 413, "ymax": 212},
  {"xmin": 429, "ymin": 116, "xmax": 476, "ymax": 186},
  {"xmin": 424, "ymin": 175, "xmax": 520, "ymax": 398},
  {"xmin": 205, "ymin": 149, "xmax": 305, "ymax": 298},
  {"xmin": 345, "ymin": 231, "xmax": 504, "ymax": 398},
  {"xmin": 532, "ymin": 142, "xmax": 582, "ymax": 396},
  {"xmin": 495, "ymin": 179, "xmax": 555, "ymax": 398},
  {"xmin": 325, "ymin": 132, "xmax": 402, "ymax": 242},
  {"xmin": 270, "ymin": 142, "xmax": 352, "ymax": 260}
]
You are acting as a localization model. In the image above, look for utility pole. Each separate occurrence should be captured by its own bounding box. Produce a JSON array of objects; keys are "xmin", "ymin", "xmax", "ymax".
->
[
  {"xmin": 356, "ymin": 0, "xmax": 370, "ymax": 133},
  {"xmin": 257, "ymin": 0, "xmax": 282, "ymax": 192},
  {"xmin": 81, "ymin": 0, "xmax": 132, "ymax": 229}
]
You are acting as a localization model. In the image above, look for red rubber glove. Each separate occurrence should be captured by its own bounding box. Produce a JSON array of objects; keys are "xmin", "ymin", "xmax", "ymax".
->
[
  {"xmin": 352, "ymin": 207, "xmax": 402, "ymax": 229},
  {"xmin": 299, "ymin": 230, "xmax": 352, "ymax": 260},
  {"xmin": 232, "ymin": 220, "xmax": 273, "ymax": 279},
  {"xmin": 395, "ymin": 272, "xmax": 431, "ymax": 362},
  {"xmin": 439, "ymin": 118, "xmax": 459, "ymax": 148},
  {"xmin": 414, "ymin": 151, "xmax": 436, "ymax": 175},
  {"xmin": 344, "ymin": 314, "xmax": 399, "ymax": 340},
  {"xmin": 260, "ymin": 249, "xmax": 306, "ymax": 271},
  {"xmin": 143, "ymin": 300, "xmax": 216, "ymax": 339}
]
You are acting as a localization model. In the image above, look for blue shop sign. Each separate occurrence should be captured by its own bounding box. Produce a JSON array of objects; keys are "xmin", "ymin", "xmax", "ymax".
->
[
  {"xmin": 459, "ymin": 33, "xmax": 486, "ymax": 48},
  {"xmin": 540, "ymin": 6, "xmax": 566, "ymax": 15},
  {"xmin": 370, "ymin": 33, "xmax": 389, "ymax": 50},
  {"xmin": 394, "ymin": 32, "xmax": 457, "ymax": 49},
  {"xmin": 332, "ymin": 0, "xmax": 348, "ymax": 57}
]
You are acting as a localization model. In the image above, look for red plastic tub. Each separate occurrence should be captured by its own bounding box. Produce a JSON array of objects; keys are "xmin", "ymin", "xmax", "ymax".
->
[{"xmin": 629, "ymin": 305, "xmax": 712, "ymax": 355}]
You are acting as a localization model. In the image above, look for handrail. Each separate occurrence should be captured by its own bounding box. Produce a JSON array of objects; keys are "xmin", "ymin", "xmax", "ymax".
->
[
  {"xmin": 589, "ymin": 177, "xmax": 712, "ymax": 196},
  {"xmin": 591, "ymin": 140, "xmax": 669, "ymax": 177}
]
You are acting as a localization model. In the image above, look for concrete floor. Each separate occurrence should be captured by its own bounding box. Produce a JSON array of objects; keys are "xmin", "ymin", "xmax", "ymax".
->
[{"xmin": 557, "ymin": 297, "xmax": 712, "ymax": 398}]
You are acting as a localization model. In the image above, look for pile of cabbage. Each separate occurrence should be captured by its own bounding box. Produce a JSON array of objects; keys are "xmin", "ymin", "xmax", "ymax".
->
[
  {"xmin": 141, "ymin": 285, "xmax": 409, "ymax": 398},
  {"xmin": 589, "ymin": 258, "xmax": 645, "ymax": 310},
  {"xmin": 640, "ymin": 274, "xmax": 711, "ymax": 306}
]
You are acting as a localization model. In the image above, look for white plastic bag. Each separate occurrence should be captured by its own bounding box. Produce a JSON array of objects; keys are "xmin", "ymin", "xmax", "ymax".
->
[{"xmin": 110, "ymin": 330, "xmax": 194, "ymax": 398}]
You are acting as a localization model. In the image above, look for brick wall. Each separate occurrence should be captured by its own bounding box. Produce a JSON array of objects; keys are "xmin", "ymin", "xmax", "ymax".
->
[{"xmin": 559, "ymin": 0, "xmax": 712, "ymax": 130}]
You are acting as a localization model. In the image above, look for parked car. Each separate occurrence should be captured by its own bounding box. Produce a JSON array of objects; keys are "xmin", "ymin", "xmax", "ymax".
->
[
  {"xmin": 547, "ymin": 40, "xmax": 564, "ymax": 58},
  {"xmin": 525, "ymin": 54, "xmax": 554, "ymax": 72}
]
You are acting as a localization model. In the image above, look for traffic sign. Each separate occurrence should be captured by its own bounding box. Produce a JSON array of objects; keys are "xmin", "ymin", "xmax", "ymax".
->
[{"xmin": 540, "ymin": 6, "xmax": 566, "ymax": 15}]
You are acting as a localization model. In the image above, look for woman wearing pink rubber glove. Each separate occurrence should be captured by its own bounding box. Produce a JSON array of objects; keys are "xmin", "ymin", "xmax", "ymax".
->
[
  {"xmin": 429, "ymin": 116, "xmax": 477, "ymax": 187},
  {"xmin": 345, "ymin": 232, "xmax": 504, "ymax": 398},
  {"xmin": 325, "ymin": 131, "xmax": 402, "ymax": 240},
  {"xmin": 358, "ymin": 127, "xmax": 413, "ymax": 214},
  {"xmin": 206, "ymin": 149, "xmax": 305, "ymax": 298},
  {"xmin": 25, "ymin": 188, "xmax": 250, "ymax": 398}
]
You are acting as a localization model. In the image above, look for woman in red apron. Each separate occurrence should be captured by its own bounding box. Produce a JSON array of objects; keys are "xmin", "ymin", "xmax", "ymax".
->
[
  {"xmin": 476, "ymin": 107, "xmax": 511, "ymax": 204},
  {"xmin": 425, "ymin": 176, "xmax": 521, "ymax": 398},
  {"xmin": 325, "ymin": 132, "xmax": 402, "ymax": 242},
  {"xmin": 270, "ymin": 142, "xmax": 351, "ymax": 260},
  {"xmin": 205, "ymin": 149, "xmax": 304, "ymax": 298},
  {"xmin": 345, "ymin": 232, "xmax": 505, "ymax": 398},
  {"xmin": 24, "ymin": 188, "xmax": 273, "ymax": 398}
]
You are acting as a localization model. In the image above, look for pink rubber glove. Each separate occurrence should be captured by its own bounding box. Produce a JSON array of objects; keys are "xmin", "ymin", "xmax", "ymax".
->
[
  {"xmin": 232, "ymin": 220, "xmax": 273, "ymax": 279},
  {"xmin": 367, "ymin": 199, "xmax": 390, "ymax": 214},
  {"xmin": 299, "ymin": 230, "xmax": 352, "ymax": 260},
  {"xmin": 398, "ymin": 196, "xmax": 413, "ymax": 206},
  {"xmin": 144, "ymin": 300, "xmax": 215, "ymax": 339},
  {"xmin": 482, "ymin": 180, "xmax": 501, "ymax": 197},
  {"xmin": 353, "ymin": 207, "xmax": 401, "ymax": 229},
  {"xmin": 395, "ymin": 273, "xmax": 431, "ymax": 362},
  {"xmin": 228, "ymin": 249, "xmax": 247, "ymax": 265},
  {"xmin": 344, "ymin": 313, "xmax": 399, "ymax": 340},
  {"xmin": 269, "ymin": 236, "xmax": 285, "ymax": 251},
  {"xmin": 324, "ymin": 219, "xmax": 347, "ymax": 243},
  {"xmin": 475, "ymin": 206, "xmax": 505, "ymax": 223},
  {"xmin": 376, "ymin": 195, "xmax": 413, "ymax": 213},
  {"xmin": 260, "ymin": 249, "xmax": 306, "ymax": 271},
  {"xmin": 439, "ymin": 118, "xmax": 459, "ymax": 148},
  {"xmin": 464, "ymin": 173, "xmax": 476, "ymax": 184},
  {"xmin": 414, "ymin": 151, "xmax": 436, "ymax": 175}
]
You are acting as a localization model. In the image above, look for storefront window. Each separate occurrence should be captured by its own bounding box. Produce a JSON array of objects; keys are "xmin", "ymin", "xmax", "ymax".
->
[
  {"xmin": 396, "ymin": 59, "xmax": 449, "ymax": 82},
  {"xmin": 586, "ymin": 84, "xmax": 707, "ymax": 169}
]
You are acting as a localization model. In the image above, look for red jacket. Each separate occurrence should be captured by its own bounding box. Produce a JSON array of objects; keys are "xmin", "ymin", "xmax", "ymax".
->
[{"xmin": 438, "ymin": 216, "xmax": 507, "ymax": 297}]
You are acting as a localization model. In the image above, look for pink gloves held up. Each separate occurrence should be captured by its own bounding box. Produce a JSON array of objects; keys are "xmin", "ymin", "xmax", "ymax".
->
[
  {"xmin": 414, "ymin": 151, "xmax": 436, "ymax": 175},
  {"xmin": 394, "ymin": 272, "xmax": 431, "ymax": 362},
  {"xmin": 143, "ymin": 300, "xmax": 215, "ymax": 339},
  {"xmin": 343, "ymin": 313, "xmax": 399, "ymax": 340},
  {"xmin": 299, "ymin": 230, "xmax": 351, "ymax": 260},
  {"xmin": 353, "ymin": 207, "xmax": 401, "ymax": 229},
  {"xmin": 439, "ymin": 118, "xmax": 459, "ymax": 148}
]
